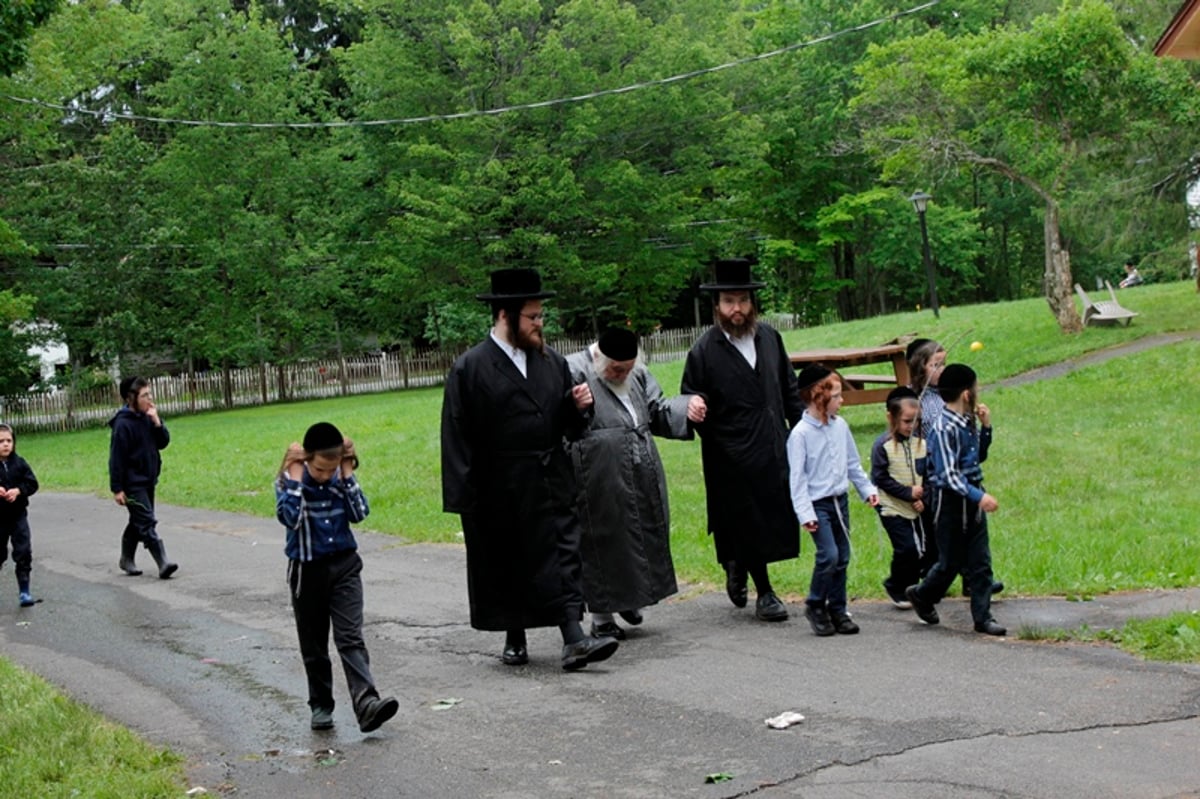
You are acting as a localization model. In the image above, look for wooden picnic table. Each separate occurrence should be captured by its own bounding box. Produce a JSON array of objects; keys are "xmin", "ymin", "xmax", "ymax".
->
[{"xmin": 789, "ymin": 344, "xmax": 910, "ymax": 406}]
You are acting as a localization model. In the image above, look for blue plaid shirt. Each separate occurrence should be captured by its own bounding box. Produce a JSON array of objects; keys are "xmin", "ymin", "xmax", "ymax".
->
[
  {"xmin": 928, "ymin": 407, "xmax": 992, "ymax": 505},
  {"xmin": 277, "ymin": 468, "xmax": 369, "ymax": 562}
]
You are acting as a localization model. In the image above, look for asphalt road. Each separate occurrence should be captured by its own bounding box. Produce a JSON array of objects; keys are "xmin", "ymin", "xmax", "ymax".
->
[{"xmin": 2, "ymin": 493, "xmax": 1198, "ymax": 798}]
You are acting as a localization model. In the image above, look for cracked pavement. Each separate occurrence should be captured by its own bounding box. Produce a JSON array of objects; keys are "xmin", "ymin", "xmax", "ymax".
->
[{"xmin": 2, "ymin": 493, "xmax": 1198, "ymax": 798}]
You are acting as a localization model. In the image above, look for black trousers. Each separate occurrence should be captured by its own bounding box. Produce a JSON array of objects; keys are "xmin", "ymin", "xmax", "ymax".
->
[
  {"xmin": 0, "ymin": 516, "xmax": 32, "ymax": 589},
  {"xmin": 879, "ymin": 512, "xmax": 928, "ymax": 597},
  {"xmin": 289, "ymin": 549, "xmax": 379, "ymax": 715},
  {"xmin": 914, "ymin": 490, "xmax": 995, "ymax": 625},
  {"xmin": 122, "ymin": 485, "xmax": 165, "ymax": 549}
]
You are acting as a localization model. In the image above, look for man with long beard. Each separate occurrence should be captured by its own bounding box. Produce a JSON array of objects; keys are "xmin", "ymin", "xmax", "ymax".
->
[
  {"xmin": 566, "ymin": 328, "xmax": 705, "ymax": 640},
  {"xmin": 441, "ymin": 268, "xmax": 620, "ymax": 670},
  {"xmin": 681, "ymin": 259, "xmax": 804, "ymax": 622}
]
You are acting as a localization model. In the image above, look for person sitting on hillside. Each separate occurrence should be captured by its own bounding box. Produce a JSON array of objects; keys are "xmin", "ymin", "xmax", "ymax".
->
[{"xmin": 1118, "ymin": 261, "xmax": 1144, "ymax": 288}]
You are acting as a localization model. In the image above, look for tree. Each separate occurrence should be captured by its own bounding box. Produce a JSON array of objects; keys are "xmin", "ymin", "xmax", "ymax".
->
[
  {"xmin": 853, "ymin": 0, "xmax": 1200, "ymax": 332},
  {"xmin": 0, "ymin": 0, "xmax": 57, "ymax": 77}
]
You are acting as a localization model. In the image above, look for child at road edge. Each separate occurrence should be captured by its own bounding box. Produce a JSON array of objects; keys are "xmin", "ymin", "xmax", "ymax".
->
[{"xmin": 0, "ymin": 424, "xmax": 40, "ymax": 607}]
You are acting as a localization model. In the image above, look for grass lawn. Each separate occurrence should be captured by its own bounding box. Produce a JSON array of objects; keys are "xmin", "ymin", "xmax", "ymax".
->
[
  {"xmin": 0, "ymin": 657, "xmax": 186, "ymax": 797},
  {"xmin": 20, "ymin": 279, "xmax": 1199, "ymax": 602}
]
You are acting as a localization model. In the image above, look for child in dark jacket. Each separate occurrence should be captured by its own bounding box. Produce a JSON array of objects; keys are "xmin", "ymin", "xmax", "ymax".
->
[
  {"xmin": 276, "ymin": 422, "xmax": 399, "ymax": 734},
  {"xmin": 870, "ymin": 388, "xmax": 931, "ymax": 609},
  {"xmin": 0, "ymin": 424, "xmax": 40, "ymax": 606}
]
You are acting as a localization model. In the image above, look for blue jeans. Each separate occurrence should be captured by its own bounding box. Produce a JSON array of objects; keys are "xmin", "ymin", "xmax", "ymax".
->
[{"xmin": 807, "ymin": 494, "xmax": 851, "ymax": 615}]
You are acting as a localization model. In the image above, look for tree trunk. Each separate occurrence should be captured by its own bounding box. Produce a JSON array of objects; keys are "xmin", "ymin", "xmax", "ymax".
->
[{"xmin": 1043, "ymin": 202, "xmax": 1082, "ymax": 334}]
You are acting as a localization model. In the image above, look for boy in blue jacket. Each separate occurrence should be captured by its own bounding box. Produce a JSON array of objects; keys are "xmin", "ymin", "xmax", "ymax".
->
[
  {"xmin": 276, "ymin": 422, "xmax": 398, "ymax": 734},
  {"xmin": 0, "ymin": 424, "xmax": 40, "ymax": 606},
  {"xmin": 905, "ymin": 364, "xmax": 1006, "ymax": 636}
]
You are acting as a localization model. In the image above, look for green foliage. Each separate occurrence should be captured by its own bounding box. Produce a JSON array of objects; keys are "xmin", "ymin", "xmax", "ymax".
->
[
  {"xmin": 0, "ymin": 0, "xmax": 1195, "ymax": 356},
  {"xmin": 0, "ymin": 0, "xmax": 57, "ymax": 76},
  {"xmin": 0, "ymin": 657, "xmax": 186, "ymax": 797}
]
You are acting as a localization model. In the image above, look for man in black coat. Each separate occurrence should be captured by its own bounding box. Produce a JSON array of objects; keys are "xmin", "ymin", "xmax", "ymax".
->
[
  {"xmin": 441, "ymin": 268, "xmax": 619, "ymax": 671},
  {"xmin": 109, "ymin": 376, "xmax": 178, "ymax": 579},
  {"xmin": 681, "ymin": 259, "xmax": 804, "ymax": 622}
]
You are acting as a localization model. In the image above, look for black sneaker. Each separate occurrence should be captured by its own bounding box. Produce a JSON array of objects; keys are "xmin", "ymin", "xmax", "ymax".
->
[
  {"xmin": 358, "ymin": 696, "xmax": 399, "ymax": 733},
  {"xmin": 830, "ymin": 612, "xmax": 860, "ymax": 635},
  {"xmin": 804, "ymin": 604, "xmax": 836, "ymax": 636},
  {"xmin": 905, "ymin": 585, "xmax": 940, "ymax": 625},
  {"xmin": 310, "ymin": 707, "xmax": 334, "ymax": 731},
  {"xmin": 884, "ymin": 582, "xmax": 912, "ymax": 609},
  {"xmin": 974, "ymin": 618, "xmax": 1007, "ymax": 636}
]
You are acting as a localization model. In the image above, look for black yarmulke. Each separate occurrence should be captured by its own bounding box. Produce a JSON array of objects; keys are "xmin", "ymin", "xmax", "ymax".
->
[
  {"xmin": 303, "ymin": 422, "xmax": 343, "ymax": 453},
  {"xmin": 797, "ymin": 364, "xmax": 832, "ymax": 391},
  {"xmin": 938, "ymin": 364, "xmax": 977, "ymax": 394},
  {"xmin": 887, "ymin": 386, "xmax": 919, "ymax": 404},
  {"xmin": 598, "ymin": 328, "xmax": 638, "ymax": 361}
]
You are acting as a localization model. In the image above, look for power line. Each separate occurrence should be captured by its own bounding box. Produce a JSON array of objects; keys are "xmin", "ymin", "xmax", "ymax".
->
[{"xmin": 2, "ymin": 1, "xmax": 939, "ymax": 130}]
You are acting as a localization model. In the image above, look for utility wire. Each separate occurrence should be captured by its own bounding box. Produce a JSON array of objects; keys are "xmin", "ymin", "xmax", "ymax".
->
[{"xmin": 2, "ymin": 1, "xmax": 939, "ymax": 129}]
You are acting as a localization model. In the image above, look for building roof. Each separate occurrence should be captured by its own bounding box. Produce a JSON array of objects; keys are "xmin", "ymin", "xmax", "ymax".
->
[{"xmin": 1156, "ymin": 0, "xmax": 1200, "ymax": 58}]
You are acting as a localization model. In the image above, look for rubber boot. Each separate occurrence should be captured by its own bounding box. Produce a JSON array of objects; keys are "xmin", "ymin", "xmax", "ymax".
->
[
  {"xmin": 148, "ymin": 539, "xmax": 178, "ymax": 580},
  {"xmin": 119, "ymin": 536, "xmax": 143, "ymax": 576}
]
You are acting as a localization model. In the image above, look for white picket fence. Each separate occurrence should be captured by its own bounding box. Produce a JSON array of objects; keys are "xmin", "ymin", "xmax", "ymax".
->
[{"xmin": 0, "ymin": 320, "xmax": 795, "ymax": 432}]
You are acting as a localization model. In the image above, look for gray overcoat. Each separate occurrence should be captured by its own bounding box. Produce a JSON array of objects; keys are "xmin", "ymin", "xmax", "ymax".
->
[{"xmin": 566, "ymin": 348, "xmax": 691, "ymax": 614}]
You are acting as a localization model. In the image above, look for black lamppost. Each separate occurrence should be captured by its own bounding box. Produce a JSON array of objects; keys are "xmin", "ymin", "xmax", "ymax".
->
[{"xmin": 908, "ymin": 190, "xmax": 940, "ymax": 319}]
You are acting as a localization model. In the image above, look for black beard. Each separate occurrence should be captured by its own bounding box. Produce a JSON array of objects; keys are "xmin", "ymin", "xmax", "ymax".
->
[
  {"xmin": 716, "ymin": 307, "xmax": 757, "ymax": 338},
  {"xmin": 516, "ymin": 326, "xmax": 545, "ymax": 354}
]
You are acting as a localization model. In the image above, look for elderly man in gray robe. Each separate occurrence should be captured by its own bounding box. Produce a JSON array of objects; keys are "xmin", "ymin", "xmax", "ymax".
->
[{"xmin": 567, "ymin": 328, "xmax": 706, "ymax": 640}]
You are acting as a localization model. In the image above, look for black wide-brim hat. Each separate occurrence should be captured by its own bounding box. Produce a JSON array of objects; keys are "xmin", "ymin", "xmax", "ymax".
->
[
  {"xmin": 476, "ymin": 268, "xmax": 557, "ymax": 301},
  {"xmin": 699, "ymin": 258, "xmax": 765, "ymax": 292}
]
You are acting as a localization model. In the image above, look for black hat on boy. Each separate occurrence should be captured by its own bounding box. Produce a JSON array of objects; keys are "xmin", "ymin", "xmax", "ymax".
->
[
  {"xmin": 886, "ymin": 386, "xmax": 920, "ymax": 404},
  {"xmin": 699, "ymin": 258, "xmax": 766, "ymax": 292},
  {"xmin": 938, "ymin": 364, "xmax": 977, "ymax": 394},
  {"xmin": 797, "ymin": 364, "xmax": 832, "ymax": 391},
  {"xmin": 476, "ymin": 268, "xmax": 556, "ymax": 301},
  {"xmin": 303, "ymin": 421, "xmax": 344, "ymax": 453},
  {"xmin": 598, "ymin": 328, "xmax": 639, "ymax": 362}
]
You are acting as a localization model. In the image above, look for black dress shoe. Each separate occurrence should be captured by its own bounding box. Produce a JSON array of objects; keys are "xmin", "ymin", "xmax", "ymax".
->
[
  {"xmin": 357, "ymin": 695, "xmax": 399, "ymax": 733},
  {"xmin": 590, "ymin": 621, "xmax": 627, "ymax": 640},
  {"xmin": 561, "ymin": 635, "xmax": 619, "ymax": 671},
  {"xmin": 725, "ymin": 562, "xmax": 748, "ymax": 608},
  {"xmin": 830, "ymin": 612, "xmax": 860, "ymax": 635},
  {"xmin": 501, "ymin": 644, "xmax": 529, "ymax": 666},
  {"xmin": 618, "ymin": 609, "xmax": 643, "ymax": 626},
  {"xmin": 905, "ymin": 585, "xmax": 940, "ymax": 625},
  {"xmin": 755, "ymin": 591, "xmax": 789, "ymax": 622},
  {"xmin": 804, "ymin": 604, "xmax": 836, "ymax": 636},
  {"xmin": 974, "ymin": 618, "xmax": 1007, "ymax": 636}
]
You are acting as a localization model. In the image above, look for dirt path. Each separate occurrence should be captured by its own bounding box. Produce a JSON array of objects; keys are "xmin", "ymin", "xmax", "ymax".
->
[{"xmin": 988, "ymin": 330, "xmax": 1200, "ymax": 390}]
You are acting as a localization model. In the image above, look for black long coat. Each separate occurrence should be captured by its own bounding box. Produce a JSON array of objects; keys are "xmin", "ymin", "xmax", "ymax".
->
[
  {"xmin": 566, "ymin": 349, "xmax": 690, "ymax": 614},
  {"xmin": 441, "ymin": 337, "xmax": 589, "ymax": 632},
  {"xmin": 680, "ymin": 323, "xmax": 804, "ymax": 566}
]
